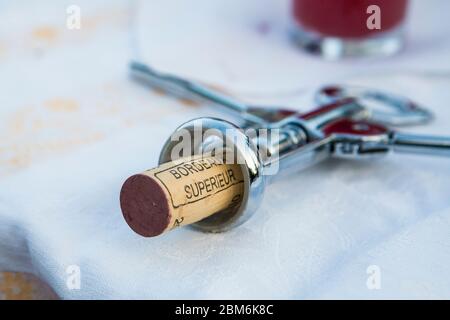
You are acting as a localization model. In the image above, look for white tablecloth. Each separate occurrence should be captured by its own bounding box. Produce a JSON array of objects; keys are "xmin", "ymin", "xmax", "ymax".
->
[{"xmin": 0, "ymin": 0, "xmax": 450, "ymax": 299}]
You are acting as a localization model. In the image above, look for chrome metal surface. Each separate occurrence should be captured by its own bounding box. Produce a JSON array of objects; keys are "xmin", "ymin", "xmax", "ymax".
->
[
  {"xmin": 158, "ymin": 118, "xmax": 266, "ymax": 232},
  {"xmin": 316, "ymin": 85, "xmax": 434, "ymax": 126},
  {"xmin": 131, "ymin": 62, "xmax": 364, "ymax": 127},
  {"xmin": 131, "ymin": 61, "xmax": 264, "ymax": 125},
  {"xmin": 131, "ymin": 61, "xmax": 450, "ymax": 232},
  {"xmin": 390, "ymin": 132, "xmax": 450, "ymax": 156},
  {"xmin": 331, "ymin": 132, "xmax": 391, "ymax": 159}
]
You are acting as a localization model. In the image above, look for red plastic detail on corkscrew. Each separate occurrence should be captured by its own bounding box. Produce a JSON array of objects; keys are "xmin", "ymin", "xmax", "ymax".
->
[
  {"xmin": 301, "ymin": 98, "xmax": 355, "ymax": 120},
  {"xmin": 322, "ymin": 119, "xmax": 389, "ymax": 136},
  {"xmin": 320, "ymin": 86, "xmax": 342, "ymax": 98}
]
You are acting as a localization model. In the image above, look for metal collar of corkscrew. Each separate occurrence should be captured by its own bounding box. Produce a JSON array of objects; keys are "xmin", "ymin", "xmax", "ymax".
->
[{"xmin": 131, "ymin": 62, "xmax": 450, "ymax": 233}]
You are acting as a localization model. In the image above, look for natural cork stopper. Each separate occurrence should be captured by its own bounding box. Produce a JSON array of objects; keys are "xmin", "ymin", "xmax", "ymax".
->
[{"xmin": 120, "ymin": 154, "xmax": 244, "ymax": 237}]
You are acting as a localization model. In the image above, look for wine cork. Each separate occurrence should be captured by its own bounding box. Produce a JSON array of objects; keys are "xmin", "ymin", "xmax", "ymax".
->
[{"xmin": 120, "ymin": 154, "xmax": 245, "ymax": 237}]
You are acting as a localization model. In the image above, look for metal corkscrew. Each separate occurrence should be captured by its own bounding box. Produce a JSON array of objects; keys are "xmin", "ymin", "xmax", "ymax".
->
[{"xmin": 121, "ymin": 61, "xmax": 450, "ymax": 236}]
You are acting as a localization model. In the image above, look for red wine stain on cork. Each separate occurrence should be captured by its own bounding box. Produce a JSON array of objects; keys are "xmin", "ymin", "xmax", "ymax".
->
[
  {"xmin": 120, "ymin": 174, "xmax": 171, "ymax": 237},
  {"xmin": 44, "ymin": 99, "xmax": 79, "ymax": 112}
]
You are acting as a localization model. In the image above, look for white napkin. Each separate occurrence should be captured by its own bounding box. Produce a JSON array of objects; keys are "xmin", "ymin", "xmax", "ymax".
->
[{"xmin": 0, "ymin": 0, "xmax": 449, "ymax": 299}]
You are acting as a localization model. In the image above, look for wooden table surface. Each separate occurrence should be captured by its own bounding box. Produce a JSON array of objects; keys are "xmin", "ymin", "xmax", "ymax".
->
[{"xmin": 0, "ymin": 272, "xmax": 58, "ymax": 300}]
